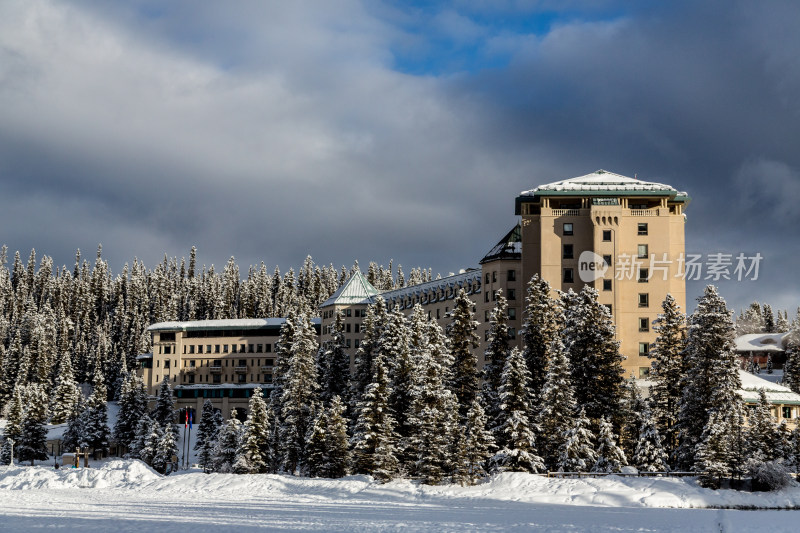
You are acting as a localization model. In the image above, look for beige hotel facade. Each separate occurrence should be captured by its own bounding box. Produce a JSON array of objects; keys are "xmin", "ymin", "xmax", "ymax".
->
[{"xmin": 140, "ymin": 170, "xmax": 690, "ymax": 418}]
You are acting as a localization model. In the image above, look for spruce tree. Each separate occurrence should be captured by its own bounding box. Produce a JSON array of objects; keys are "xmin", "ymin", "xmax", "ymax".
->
[
  {"xmin": 747, "ymin": 389, "xmax": 782, "ymax": 462},
  {"xmin": 783, "ymin": 321, "xmax": 800, "ymax": 393},
  {"xmin": 447, "ymin": 289, "xmax": 480, "ymax": 417},
  {"xmin": 632, "ymin": 406, "xmax": 668, "ymax": 472},
  {"xmin": 350, "ymin": 297, "xmax": 387, "ymax": 412},
  {"xmin": 306, "ymin": 396, "xmax": 350, "ymax": 478},
  {"xmin": 351, "ymin": 354, "xmax": 398, "ymax": 482},
  {"xmin": 83, "ymin": 367, "xmax": 111, "ymax": 455},
  {"xmin": 17, "ymin": 384, "xmax": 49, "ymax": 465},
  {"xmin": 151, "ymin": 377, "xmax": 178, "ymax": 439},
  {"xmin": 49, "ymin": 350, "xmax": 81, "ymax": 424},
  {"xmin": 490, "ymin": 348, "xmax": 545, "ymax": 474},
  {"xmin": 763, "ymin": 304, "xmax": 775, "ymax": 333},
  {"xmin": 152, "ymin": 424, "xmax": 178, "ymax": 474},
  {"xmin": 213, "ymin": 411, "xmax": 242, "ymax": 473},
  {"xmin": 0, "ymin": 386, "xmax": 25, "ymax": 464},
  {"xmin": 562, "ymin": 286, "xmax": 624, "ymax": 427},
  {"xmin": 130, "ymin": 414, "xmax": 154, "ymax": 460},
  {"xmin": 459, "ymin": 398, "xmax": 495, "ymax": 484},
  {"xmin": 235, "ymin": 388, "xmax": 271, "ymax": 473},
  {"xmin": 114, "ymin": 371, "xmax": 149, "ymax": 454},
  {"xmin": 139, "ymin": 419, "xmax": 162, "ymax": 466},
  {"xmin": 557, "ymin": 408, "xmax": 597, "ymax": 473},
  {"xmin": 592, "ymin": 416, "xmax": 627, "ymax": 473},
  {"xmin": 648, "ymin": 294, "xmax": 685, "ymax": 461},
  {"xmin": 195, "ymin": 399, "xmax": 222, "ymax": 470},
  {"xmin": 381, "ymin": 306, "xmax": 413, "ymax": 449},
  {"xmin": 483, "ymin": 292, "xmax": 511, "ymax": 432},
  {"xmin": 521, "ymin": 275, "xmax": 562, "ymax": 408},
  {"xmin": 675, "ymin": 285, "xmax": 741, "ymax": 471},
  {"xmin": 536, "ymin": 338, "xmax": 577, "ymax": 470},
  {"xmin": 280, "ymin": 312, "xmax": 320, "ymax": 473},
  {"xmin": 319, "ymin": 310, "xmax": 349, "ymax": 405}
]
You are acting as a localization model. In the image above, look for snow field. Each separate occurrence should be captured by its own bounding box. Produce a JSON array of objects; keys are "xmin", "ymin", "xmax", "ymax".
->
[{"xmin": 1, "ymin": 460, "xmax": 800, "ymax": 532}]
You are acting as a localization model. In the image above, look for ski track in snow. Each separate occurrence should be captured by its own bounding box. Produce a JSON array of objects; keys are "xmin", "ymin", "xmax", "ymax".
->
[{"xmin": 1, "ymin": 461, "xmax": 799, "ymax": 532}]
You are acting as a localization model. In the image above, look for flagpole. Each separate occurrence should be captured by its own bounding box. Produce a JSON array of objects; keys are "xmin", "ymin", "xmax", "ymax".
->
[
  {"xmin": 182, "ymin": 409, "xmax": 188, "ymax": 470},
  {"xmin": 187, "ymin": 408, "xmax": 193, "ymax": 470}
]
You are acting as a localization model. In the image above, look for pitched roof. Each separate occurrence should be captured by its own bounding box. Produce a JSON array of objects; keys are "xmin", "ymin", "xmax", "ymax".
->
[
  {"xmin": 148, "ymin": 318, "xmax": 321, "ymax": 332},
  {"xmin": 480, "ymin": 224, "xmax": 521, "ymax": 264},
  {"xmin": 519, "ymin": 169, "xmax": 688, "ymax": 197},
  {"xmin": 738, "ymin": 369, "xmax": 800, "ymax": 405},
  {"xmin": 319, "ymin": 270, "xmax": 380, "ymax": 307},
  {"xmin": 734, "ymin": 332, "xmax": 789, "ymax": 353}
]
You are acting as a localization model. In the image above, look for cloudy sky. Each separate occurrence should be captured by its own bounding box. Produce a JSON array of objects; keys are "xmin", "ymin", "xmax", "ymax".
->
[{"xmin": 1, "ymin": 0, "xmax": 799, "ymax": 314}]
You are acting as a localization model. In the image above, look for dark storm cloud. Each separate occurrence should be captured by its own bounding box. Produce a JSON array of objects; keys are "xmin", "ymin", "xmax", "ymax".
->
[{"xmin": 0, "ymin": 0, "xmax": 798, "ymax": 314}]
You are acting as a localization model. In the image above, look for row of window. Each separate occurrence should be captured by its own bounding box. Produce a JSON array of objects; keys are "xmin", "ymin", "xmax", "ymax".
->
[
  {"xmin": 156, "ymin": 373, "xmax": 274, "ymax": 385},
  {"xmin": 157, "ymin": 358, "xmax": 275, "ymax": 369},
  {"xmin": 562, "ymin": 245, "xmax": 650, "ymax": 261},
  {"xmin": 484, "ymin": 289, "xmax": 516, "ymax": 302},
  {"xmin": 562, "ymin": 267, "xmax": 651, "ymax": 284},
  {"xmin": 322, "ymin": 308, "xmax": 367, "ymax": 319},
  {"xmin": 485, "ymin": 270, "xmax": 516, "ymax": 284},
  {"xmin": 562, "ymin": 223, "xmax": 649, "ymax": 237},
  {"xmin": 176, "ymin": 343, "xmax": 273, "ymax": 355},
  {"xmin": 484, "ymin": 308, "xmax": 518, "ymax": 321},
  {"xmin": 485, "ymin": 328, "xmax": 516, "ymax": 341}
]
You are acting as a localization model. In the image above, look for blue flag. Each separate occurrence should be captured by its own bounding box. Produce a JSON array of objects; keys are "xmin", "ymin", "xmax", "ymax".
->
[{"xmin": 189, "ymin": 409, "xmax": 193, "ymax": 429}]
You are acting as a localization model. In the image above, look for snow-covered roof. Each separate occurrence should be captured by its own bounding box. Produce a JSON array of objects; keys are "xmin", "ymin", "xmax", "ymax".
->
[
  {"xmin": 319, "ymin": 270, "xmax": 381, "ymax": 307},
  {"xmin": 174, "ymin": 383, "xmax": 273, "ymax": 390},
  {"xmin": 519, "ymin": 170, "xmax": 688, "ymax": 197},
  {"xmin": 379, "ymin": 269, "xmax": 482, "ymax": 307},
  {"xmin": 737, "ymin": 369, "xmax": 800, "ymax": 405},
  {"xmin": 148, "ymin": 317, "xmax": 320, "ymax": 332},
  {"xmin": 734, "ymin": 332, "xmax": 789, "ymax": 353},
  {"xmin": 136, "ymin": 353, "xmax": 153, "ymax": 360}
]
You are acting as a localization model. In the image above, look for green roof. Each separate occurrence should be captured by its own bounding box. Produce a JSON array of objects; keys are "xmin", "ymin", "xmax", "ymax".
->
[{"xmin": 319, "ymin": 270, "xmax": 380, "ymax": 307}]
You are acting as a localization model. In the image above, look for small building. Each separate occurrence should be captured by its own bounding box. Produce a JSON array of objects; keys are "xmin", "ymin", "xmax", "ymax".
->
[
  {"xmin": 734, "ymin": 332, "xmax": 789, "ymax": 369},
  {"xmin": 738, "ymin": 369, "xmax": 800, "ymax": 428}
]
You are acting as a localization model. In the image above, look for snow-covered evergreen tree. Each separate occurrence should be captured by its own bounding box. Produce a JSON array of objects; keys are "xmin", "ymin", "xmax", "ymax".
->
[
  {"xmin": 483, "ymin": 292, "xmax": 511, "ymax": 434},
  {"xmin": 737, "ymin": 301, "xmax": 764, "ymax": 335},
  {"xmin": 351, "ymin": 354, "xmax": 398, "ymax": 482},
  {"xmin": 381, "ymin": 306, "xmax": 413, "ymax": 451},
  {"xmin": 490, "ymin": 348, "xmax": 545, "ymax": 474},
  {"xmin": 17, "ymin": 384, "xmax": 49, "ymax": 465},
  {"xmin": 212, "ymin": 411, "xmax": 242, "ymax": 473},
  {"xmin": 151, "ymin": 376, "xmax": 178, "ymax": 440},
  {"xmin": 561, "ymin": 286, "xmax": 624, "ymax": 426},
  {"xmin": 83, "ymin": 367, "xmax": 111, "ymax": 455},
  {"xmin": 747, "ymin": 389, "xmax": 782, "ymax": 462},
  {"xmin": 618, "ymin": 378, "xmax": 646, "ymax": 463},
  {"xmin": 280, "ymin": 312, "xmax": 320, "ymax": 473},
  {"xmin": 763, "ymin": 304, "xmax": 775, "ymax": 333},
  {"xmin": 521, "ymin": 275, "xmax": 562, "ymax": 408},
  {"xmin": 49, "ymin": 350, "xmax": 81, "ymax": 424},
  {"xmin": 194, "ymin": 399, "xmax": 222, "ymax": 470},
  {"xmin": 647, "ymin": 294, "xmax": 685, "ymax": 461},
  {"xmin": 458, "ymin": 398, "xmax": 495, "ymax": 484},
  {"xmin": 129, "ymin": 414, "xmax": 154, "ymax": 460},
  {"xmin": 234, "ymin": 388, "xmax": 271, "ymax": 474},
  {"xmin": 139, "ymin": 419, "xmax": 162, "ymax": 466},
  {"xmin": 350, "ymin": 297, "xmax": 387, "ymax": 412},
  {"xmin": 783, "ymin": 320, "xmax": 800, "ymax": 393},
  {"xmin": 675, "ymin": 285, "xmax": 741, "ymax": 472},
  {"xmin": 592, "ymin": 416, "xmax": 627, "ymax": 473},
  {"xmin": 152, "ymin": 423, "xmax": 178, "ymax": 474},
  {"xmin": 114, "ymin": 371, "xmax": 149, "ymax": 454},
  {"xmin": 0, "ymin": 386, "xmax": 25, "ymax": 464},
  {"xmin": 319, "ymin": 310, "xmax": 350, "ymax": 405},
  {"xmin": 447, "ymin": 289, "xmax": 480, "ymax": 417},
  {"xmin": 306, "ymin": 395, "xmax": 350, "ymax": 478},
  {"xmin": 632, "ymin": 406, "xmax": 668, "ymax": 472},
  {"xmin": 557, "ymin": 408, "xmax": 597, "ymax": 473},
  {"xmin": 536, "ymin": 338, "xmax": 577, "ymax": 470}
]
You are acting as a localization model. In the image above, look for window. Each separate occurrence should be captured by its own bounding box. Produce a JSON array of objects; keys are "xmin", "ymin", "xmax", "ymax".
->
[
  {"xmin": 492, "ymin": 290, "xmax": 497, "ymax": 301},
  {"xmin": 231, "ymin": 344, "xmax": 237, "ymax": 353},
  {"xmin": 188, "ymin": 374, "xmax": 195, "ymax": 384},
  {"xmin": 638, "ymin": 244, "xmax": 648, "ymax": 259},
  {"xmin": 485, "ymin": 292, "xmax": 489, "ymax": 302},
  {"xmin": 346, "ymin": 323, "xmax": 351, "ymax": 333},
  {"xmin": 563, "ymin": 268, "xmax": 574, "ymax": 284},
  {"xmin": 485, "ymin": 273, "xmax": 490, "ymax": 284},
  {"xmin": 638, "ymin": 293, "xmax": 649, "ymax": 307},
  {"xmin": 639, "ymin": 318, "xmax": 650, "ymax": 332},
  {"xmin": 563, "ymin": 244, "xmax": 574, "ymax": 259},
  {"xmin": 509, "ymin": 328, "xmax": 516, "ymax": 339},
  {"xmin": 238, "ymin": 374, "xmax": 246, "ymax": 383},
  {"xmin": 240, "ymin": 344, "xmax": 246, "ymax": 353},
  {"xmin": 508, "ymin": 308, "xmax": 516, "ymax": 320},
  {"xmin": 238, "ymin": 359, "xmax": 247, "ymax": 367},
  {"xmin": 345, "ymin": 309, "xmax": 352, "ymax": 317},
  {"xmin": 354, "ymin": 309, "xmax": 361, "ymax": 318},
  {"xmin": 164, "ymin": 359, "xmax": 170, "ymax": 369},
  {"xmin": 638, "ymin": 268, "xmax": 649, "ymax": 283},
  {"xmin": 354, "ymin": 339, "xmax": 360, "ymax": 348},
  {"xmin": 638, "ymin": 223, "xmax": 648, "ymax": 235},
  {"xmin": 492, "ymin": 271, "xmax": 497, "ymax": 283},
  {"xmin": 215, "ymin": 345, "xmax": 220, "ymax": 353},
  {"xmin": 355, "ymin": 324, "xmax": 360, "ymax": 333},
  {"xmin": 485, "ymin": 310, "xmax": 490, "ymax": 321},
  {"xmin": 213, "ymin": 374, "xmax": 221, "ymax": 383},
  {"xmin": 639, "ymin": 342, "xmax": 650, "ymax": 356},
  {"xmin": 223, "ymin": 344, "xmax": 229, "ymax": 353},
  {"xmin": 507, "ymin": 289, "xmax": 516, "ymax": 301},
  {"xmin": 563, "ymin": 223, "xmax": 573, "ymax": 236},
  {"xmin": 602, "ymin": 230, "xmax": 612, "ymax": 241},
  {"xmin": 507, "ymin": 270, "xmax": 516, "ymax": 281},
  {"xmin": 265, "ymin": 344, "xmax": 271, "ymax": 352},
  {"xmin": 257, "ymin": 344, "xmax": 263, "ymax": 353},
  {"xmin": 189, "ymin": 360, "xmax": 196, "ymax": 368},
  {"xmin": 639, "ymin": 367, "xmax": 650, "ymax": 378},
  {"xmin": 189, "ymin": 345, "xmax": 195, "ymax": 354},
  {"xmin": 603, "ymin": 279, "xmax": 612, "ymax": 291},
  {"xmin": 346, "ymin": 339, "xmax": 351, "ymax": 348},
  {"xmin": 485, "ymin": 330, "xmax": 490, "ymax": 341},
  {"xmin": 783, "ymin": 406, "xmax": 793, "ymax": 419},
  {"xmin": 603, "ymin": 255, "xmax": 612, "ymax": 267}
]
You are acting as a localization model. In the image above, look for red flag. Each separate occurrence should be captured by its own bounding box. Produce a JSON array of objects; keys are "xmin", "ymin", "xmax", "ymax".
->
[{"xmin": 185, "ymin": 410, "xmax": 188, "ymax": 428}]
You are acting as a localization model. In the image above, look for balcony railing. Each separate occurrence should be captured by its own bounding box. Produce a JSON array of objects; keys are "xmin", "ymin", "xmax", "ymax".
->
[
  {"xmin": 552, "ymin": 209, "xmax": 582, "ymax": 216},
  {"xmin": 260, "ymin": 365, "xmax": 273, "ymax": 372},
  {"xmin": 209, "ymin": 366, "xmax": 222, "ymax": 374},
  {"xmin": 630, "ymin": 209, "xmax": 659, "ymax": 216},
  {"xmin": 234, "ymin": 366, "xmax": 248, "ymax": 374}
]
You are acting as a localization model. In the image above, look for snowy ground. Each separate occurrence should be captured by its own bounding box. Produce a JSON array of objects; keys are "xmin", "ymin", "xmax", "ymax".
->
[{"xmin": 1, "ymin": 460, "xmax": 799, "ymax": 532}]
